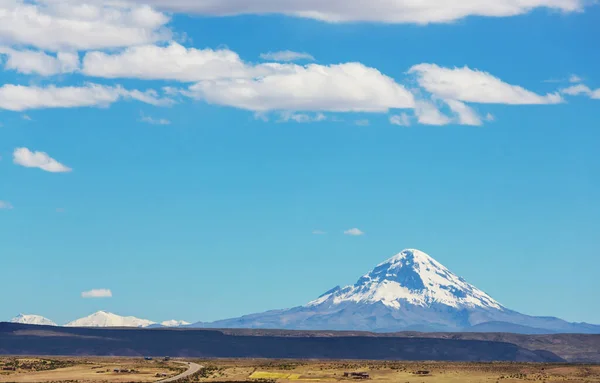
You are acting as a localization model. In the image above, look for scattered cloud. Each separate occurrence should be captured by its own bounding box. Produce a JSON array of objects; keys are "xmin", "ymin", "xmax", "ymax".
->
[
  {"xmin": 485, "ymin": 113, "xmax": 495, "ymax": 121},
  {"xmin": 409, "ymin": 64, "xmax": 564, "ymax": 105},
  {"xmin": 560, "ymin": 84, "xmax": 600, "ymax": 99},
  {"xmin": 355, "ymin": 119, "xmax": 370, "ymax": 126},
  {"xmin": 81, "ymin": 289, "xmax": 113, "ymax": 298},
  {"xmin": 389, "ymin": 113, "xmax": 411, "ymax": 126},
  {"xmin": 344, "ymin": 228, "xmax": 365, "ymax": 236},
  {"xmin": 13, "ymin": 147, "xmax": 72, "ymax": 173},
  {"xmin": 445, "ymin": 99, "xmax": 482, "ymax": 126},
  {"xmin": 186, "ymin": 63, "xmax": 415, "ymax": 113},
  {"xmin": 278, "ymin": 112, "xmax": 326, "ymax": 123},
  {"xmin": 22, "ymin": 114, "xmax": 32, "ymax": 121},
  {"xmin": 140, "ymin": 114, "xmax": 171, "ymax": 125},
  {"xmin": 414, "ymin": 101, "xmax": 451, "ymax": 126},
  {"xmin": 130, "ymin": 0, "xmax": 584, "ymax": 24},
  {"xmin": 0, "ymin": 47, "xmax": 79, "ymax": 76},
  {"xmin": 253, "ymin": 112, "xmax": 270, "ymax": 122},
  {"xmin": 312, "ymin": 230, "xmax": 327, "ymax": 235},
  {"xmin": 0, "ymin": 201, "xmax": 13, "ymax": 210},
  {"xmin": 0, "ymin": 0, "xmax": 171, "ymax": 51},
  {"xmin": 0, "ymin": 84, "xmax": 172, "ymax": 111},
  {"xmin": 569, "ymin": 74, "xmax": 583, "ymax": 83},
  {"xmin": 260, "ymin": 50, "xmax": 315, "ymax": 62}
]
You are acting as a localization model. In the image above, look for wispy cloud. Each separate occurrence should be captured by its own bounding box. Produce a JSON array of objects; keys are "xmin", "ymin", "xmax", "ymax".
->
[
  {"xmin": 0, "ymin": 84, "xmax": 172, "ymax": 112},
  {"xmin": 389, "ymin": 113, "xmax": 411, "ymax": 126},
  {"xmin": 0, "ymin": 201, "xmax": 13, "ymax": 210},
  {"xmin": 409, "ymin": 64, "xmax": 563, "ymax": 105},
  {"xmin": 140, "ymin": 114, "xmax": 171, "ymax": 125},
  {"xmin": 355, "ymin": 119, "xmax": 370, "ymax": 126},
  {"xmin": 260, "ymin": 50, "xmax": 315, "ymax": 62},
  {"xmin": 312, "ymin": 230, "xmax": 327, "ymax": 235},
  {"xmin": 278, "ymin": 112, "xmax": 327, "ymax": 123},
  {"xmin": 560, "ymin": 84, "xmax": 600, "ymax": 99},
  {"xmin": 13, "ymin": 147, "xmax": 72, "ymax": 173},
  {"xmin": 344, "ymin": 228, "xmax": 365, "ymax": 236},
  {"xmin": 81, "ymin": 289, "xmax": 113, "ymax": 298},
  {"xmin": 569, "ymin": 74, "xmax": 583, "ymax": 83}
]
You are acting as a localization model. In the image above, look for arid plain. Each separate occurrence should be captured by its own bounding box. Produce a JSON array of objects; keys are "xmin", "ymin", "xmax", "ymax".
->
[{"xmin": 2, "ymin": 358, "xmax": 600, "ymax": 383}]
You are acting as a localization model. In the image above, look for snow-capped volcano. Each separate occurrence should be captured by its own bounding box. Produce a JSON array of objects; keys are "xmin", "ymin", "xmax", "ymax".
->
[
  {"xmin": 10, "ymin": 314, "xmax": 57, "ymax": 326},
  {"xmin": 193, "ymin": 248, "xmax": 600, "ymax": 334},
  {"xmin": 65, "ymin": 311, "xmax": 155, "ymax": 328},
  {"xmin": 308, "ymin": 249, "xmax": 502, "ymax": 310}
]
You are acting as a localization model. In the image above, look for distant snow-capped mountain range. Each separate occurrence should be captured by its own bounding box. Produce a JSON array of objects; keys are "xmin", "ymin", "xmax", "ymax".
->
[
  {"xmin": 6, "ymin": 249, "xmax": 600, "ymax": 334},
  {"xmin": 9, "ymin": 311, "xmax": 189, "ymax": 328}
]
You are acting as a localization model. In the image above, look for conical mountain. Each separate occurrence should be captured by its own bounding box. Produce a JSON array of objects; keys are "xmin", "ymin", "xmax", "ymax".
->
[
  {"xmin": 308, "ymin": 249, "xmax": 502, "ymax": 310},
  {"xmin": 193, "ymin": 249, "xmax": 600, "ymax": 334}
]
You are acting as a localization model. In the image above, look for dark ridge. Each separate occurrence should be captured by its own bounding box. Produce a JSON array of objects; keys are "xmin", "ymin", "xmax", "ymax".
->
[{"xmin": 0, "ymin": 322, "xmax": 578, "ymax": 362}]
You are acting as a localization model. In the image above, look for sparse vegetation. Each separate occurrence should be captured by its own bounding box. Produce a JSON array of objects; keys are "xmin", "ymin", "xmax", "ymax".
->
[{"xmin": 1, "ymin": 358, "xmax": 599, "ymax": 383}]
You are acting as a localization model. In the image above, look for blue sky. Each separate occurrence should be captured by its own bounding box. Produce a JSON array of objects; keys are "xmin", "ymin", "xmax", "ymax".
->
[{"xmin": 0, "ymin": 0, "xmax": 599, "ymax": 325}]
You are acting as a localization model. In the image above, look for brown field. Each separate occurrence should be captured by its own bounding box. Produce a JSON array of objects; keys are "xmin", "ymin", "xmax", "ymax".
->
[
  {"xmin": 0, "ymin": 357, "xmax": 185, "ymax": 382},
  {"xmin": 1, "ymin": 357, "xmax": 599, "ymax": 383}
]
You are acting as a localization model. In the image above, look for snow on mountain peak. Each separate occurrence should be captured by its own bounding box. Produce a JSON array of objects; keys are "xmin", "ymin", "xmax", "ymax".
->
[
  {"xmin": 10, "ymin": 314, "xmax": 57, "ymax": 326},
  {"xmin": 65, "ymin": 311, "xmax": 155, "ymax": 328},
  {"xmin": 161, "ymin": 320, "xmax": 191, "ymax": 327},
  {"xmin": 308, "ymin": 248, "xmax": 502, "ymax": 310}
]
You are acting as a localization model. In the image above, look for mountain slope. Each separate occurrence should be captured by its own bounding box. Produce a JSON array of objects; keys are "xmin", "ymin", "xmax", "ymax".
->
[
  {"xmin": 65, "ymin": 311, "xmax": 155, "ymax": 328},
  {"xmin": 10, "ymin": 314, "xmax": 57, "ymax": 326},
  {"xmin": 193, "ymin": 249, "xmax": 600, "ymax": 334}
]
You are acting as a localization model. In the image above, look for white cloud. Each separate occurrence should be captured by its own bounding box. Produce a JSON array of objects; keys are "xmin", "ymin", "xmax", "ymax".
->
[
  {"xmin": 414, "ymin": 100, "xmax": 451, "ymax": 126},
  {"xmin": 569, "ymin": 74, "xmax": 583, "ymax": 83},
  {"xmin": 409, "ymin": 64, "xmax": 564, "ymax": 105},
  {"xmin": 0, "ymin": 0, "xmax": 171, "ymax": 51},
  {"xmin": 485, "ymin": 113, "xmax": 495, "ymax": 121},
  {"xmin": 0, "ymin": 83, "xmax": 171, "ymax": 111},
  {"xmin": 389, "ymin": 113, "xmax": 411, "ymax": 126},
  {"xmin": 13, "ymin": 147, "xmax": 72, "ymax": 173},
  {"xmin": 344, "ymin": 228, "xmax": 364, "ymax": 236},
  {"xmin": 0, "ymin": 201, "xmax": 13, "ymax": 209},
  {"xmin": 186, "ymin": 62, "xmax": 415, "ymax": 113},
  {"xmin": 278, "ymin": 111, "xmax": 326, "ymax": 123},
  {"xmin": 445, "ymin": 99, "xmax": 482, "ymax": 126},
  {"xmin": 83, "ymin": 44, "xmax": 414, "ymax": 113},
  {"xmin": 22, "ymin": 114, "xmax": 32, "ymax": 121},
  {"xmin": 140, "ymin": 114, "xmax": 171, "ymax": 125},
  {"xmin": 130, "ymin": 0, "xmax": 584, "ymax": 24},
  {"xmin": 561, "ymin": 84, "xmax": 598, "ymax": 97},
  {"xmin": 0, "ymin": 47, "xmax": 79, "ymax": 76},
  {"xmin": 81, "ymin": 289, "xmax": 112, "ymax": 298},
  {"xmin": 355, "ymin": 119, "xmax": 370, "ymax": 126},
  {"xmin": 312, "ymin": 230, "xmax": 327, "ymax": 235},
  {"xmin": 260, "ymin": 50, "xmax": 314, "ymax": 62},
  {"xmin": 82, "ymin": 42, "xmax": 274, "ymax": 82}
]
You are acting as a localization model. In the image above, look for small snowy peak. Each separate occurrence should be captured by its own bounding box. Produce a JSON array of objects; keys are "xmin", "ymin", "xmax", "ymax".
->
[
  {"xmin": 308, "ymin": 249, "xmax": 502, "ymax": 310},
  {"xmin": 161, "ymin": 320, "xmax": 191, "ymax": 327},
  {"xmin": 10, "ymin": 314, "xmax": 57, "ymax": 326},
  {"xmin": 65, "ymin": 311, "xmax": 155, "ymax": 328}
]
